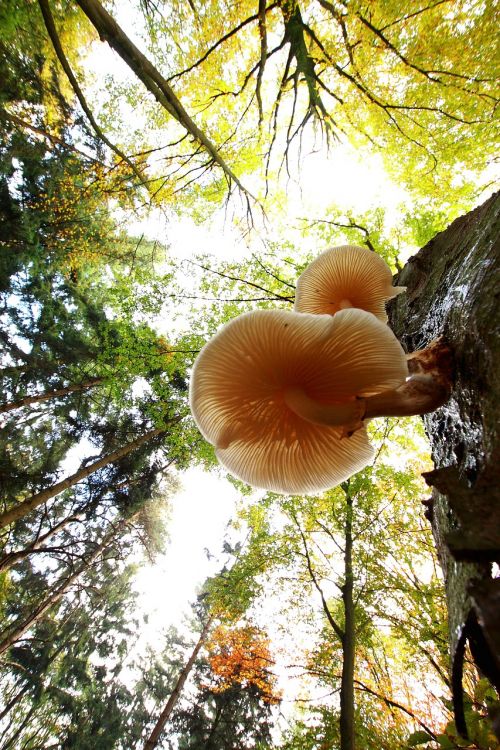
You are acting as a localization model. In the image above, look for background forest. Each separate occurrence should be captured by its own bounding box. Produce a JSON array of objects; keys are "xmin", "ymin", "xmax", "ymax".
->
[{"xmin": 0, "ymin": 0, "xmax": 498, "ymax": 748}]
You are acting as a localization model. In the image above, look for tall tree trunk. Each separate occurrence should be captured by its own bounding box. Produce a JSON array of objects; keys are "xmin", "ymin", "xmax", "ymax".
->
[
  {"xmin": 143, "ymin": 616, "xmax": 214, "ymax": 750},
  {"xmin": 0, "ymin": 512, "xmax": 138, "ymax": 656},
  {"xmin": 0, "ymin": 378, "xmax": 103, "ymax": 414},
  {"xmin": 388, "ymin": 191, "xmax": 500, "ymax": 738},
  {"xmin": 0, "ymin": 683, "xmax": 30, "ymax": 723},
  {"xmin": 204, "ymin": 701, "xmax": 224, "ymax": 750},
  {"xmin": 0, "ymin": 427, "xmax": 163, "ymax": 530},
  {"xmin": 37, "ymin": 0, "xmax": 143, "ymax": 184},
  {"xmin": 340, "ymin": 486, "xmax": 355, "ymax": 750},
  {"xmin": 1, "ymin": 702, "xmax": 38, "ymax": 750},
  {"xmin": 0, "ymin": 513, "xmax": 84, "ymax": 573}
]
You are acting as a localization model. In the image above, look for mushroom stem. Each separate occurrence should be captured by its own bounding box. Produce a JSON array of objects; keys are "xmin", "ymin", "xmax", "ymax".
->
[
  {"xmin": 283, "ymin": 388, "xmax": 364, "ymax": 430},
  {"xmin": 284, "ymin": 374, "xmax": 450, "ymax": 433},
  {"xmin": 362, "ymin": 374, "xmax": 450, "ymax": 419}
]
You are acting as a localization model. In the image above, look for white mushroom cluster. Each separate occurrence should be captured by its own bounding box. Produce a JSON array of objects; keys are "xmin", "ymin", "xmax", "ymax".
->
[{"xmin": 189, "ymin": 245, "xmax": 447, "ymax": 494}]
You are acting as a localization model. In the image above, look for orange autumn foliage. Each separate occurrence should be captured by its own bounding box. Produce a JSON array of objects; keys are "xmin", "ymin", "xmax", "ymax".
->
[{"xmin": 205, "ymin": 625, "xmax": 281, "ymax": 705}]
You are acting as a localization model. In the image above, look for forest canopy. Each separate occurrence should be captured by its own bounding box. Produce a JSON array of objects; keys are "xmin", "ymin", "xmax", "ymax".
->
[{"xmin": 0, "ymin": 0, "xmax": 498, "ymax": 748}]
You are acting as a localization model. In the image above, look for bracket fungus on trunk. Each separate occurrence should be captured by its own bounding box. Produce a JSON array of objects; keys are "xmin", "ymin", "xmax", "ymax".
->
[
  {"xmin": 294, "ymin": 244, "xmax": 406, "ymax": 321},
  {"xmin": 190, "ymin": 308, "xmax": 410, "ymax": 494}
]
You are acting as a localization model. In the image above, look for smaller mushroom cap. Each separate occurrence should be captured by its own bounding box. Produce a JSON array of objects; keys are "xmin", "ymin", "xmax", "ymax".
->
[
  {"xmin": 189, "ymin": 308, "xmax": 408, "ymax": 494},
  {"xmin": 294, "ymin": 245, "xmax": 406, "ymax": 322}
]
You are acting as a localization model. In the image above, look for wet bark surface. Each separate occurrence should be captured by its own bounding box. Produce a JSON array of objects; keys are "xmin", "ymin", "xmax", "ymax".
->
[{"xmin": 388, "ymin": 191, "xmax": 500, "ymax": 733}]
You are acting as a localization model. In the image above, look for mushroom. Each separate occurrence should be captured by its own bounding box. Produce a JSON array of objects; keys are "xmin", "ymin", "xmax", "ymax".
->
[
  {"xmin": 189, "ymin": 307, "xmax": 409, "ymax": 494},
  {"xmin": 294, "ymin": 244, "xmax": 406, "ymax": 322}
]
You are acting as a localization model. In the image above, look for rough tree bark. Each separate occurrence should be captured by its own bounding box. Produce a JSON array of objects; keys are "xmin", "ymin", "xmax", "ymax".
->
[{"xmin": 388, "ymin": 190, "xmax": 500, "ymax": 738}]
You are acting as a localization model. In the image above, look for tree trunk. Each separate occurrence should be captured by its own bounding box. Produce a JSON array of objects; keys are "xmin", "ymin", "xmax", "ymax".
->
[
  {"xmin": 388, "ymin": 190, "xmax": 500, "ymax": 738},
  {"xmin": 0, "ymin": 428, "xmax": 163, "ymax": 530},
  {"xmin": 0, "ymin": 683, "xmax": 30, "ymax": 723},
  {"xmin": 204, "ymin": 701, "xmax": 224, "ymax": 750},
  {"xmin": 37, "ymin": 0, "xmax": 143, "ymax": 183},
  {"xmin": 0, "ymin": 512, "xmax": 138, "ymax": 656},
  {"xmin": 143, "ymin": 616, "xmax": 214, "ymax": 750},
  {"xmin": 0, "ymin": 513, "xmax": 84, "ymax": 573},
  {"xmin": 0, "ymin": 378, "xmax": 103, "ymax": 414},
  {"xmin": 1, "ymin": 702, "xmax": 38, "ymax": 750},
  {"xmin": 340, "ymin": 488, "xmax": 355, "ymax": 750}
]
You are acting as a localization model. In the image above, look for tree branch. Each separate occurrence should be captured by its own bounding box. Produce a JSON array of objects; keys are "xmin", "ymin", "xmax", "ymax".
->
[
  {"xmin": 37, "ymin": 0, "xmax": 144, "ymax": 185},
  {"xmin": 75, "ymin": 0, "xmax": 258, "ymax": 215},
  {"xmin": 290, "ymin": 511, "xmax": 344, "ymax": 642}
]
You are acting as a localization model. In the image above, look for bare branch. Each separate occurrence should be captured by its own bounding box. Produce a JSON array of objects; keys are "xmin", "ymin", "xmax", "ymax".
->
[
  {"xmin": 75, "ymin": 0, "xmax": 259, "ymax": 213},
  {"xmin": 256, "ymin": 0, "xmax": 268, "ymax": 123},
  {"xmin": 167, "ymin": 3, "xmax": 279, "ymax": 84},
  {"xmin": 289, "ymin": 510, "xmax": 345, "ymax": 642},
  {"xmin": 184, "ymin": 259, "xmax": 295, "ymax": 303},
  {"xmin": 353, "ymin": 678, "xmax": 439, "ymax": 740},
  {"xmin": 0, "ymin": 108, "xmax": 104, "ymax": 165},
  {"xmin": 37, "ymin": 0, "xmax": 144, "ymax": 185}
]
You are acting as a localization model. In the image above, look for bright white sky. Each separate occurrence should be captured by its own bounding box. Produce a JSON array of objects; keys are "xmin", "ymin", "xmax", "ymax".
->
[
  {"xmin": 133, "ymin": 468, "xmax": 240, "ymax": 635},
  {"xmin": 124, "ymin": 140, "xmax": 411, "ymax": 262}
]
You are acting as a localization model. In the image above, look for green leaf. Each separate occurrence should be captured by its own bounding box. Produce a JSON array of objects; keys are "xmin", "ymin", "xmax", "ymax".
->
[
  {"xmin": 407, "ymin": 730, "xmax": 433, "ymax": 746},
  {"xmin": 436, "ymin": 736, "xmax": 456, "ymax": 749},
  {"xmin": 474, "ymin": 676, "xmax": 496, "ymax": 705}
]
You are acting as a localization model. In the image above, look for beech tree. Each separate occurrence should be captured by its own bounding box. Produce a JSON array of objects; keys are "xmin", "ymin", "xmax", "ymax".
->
[
  {"xmin": 388, "ymin": 191, "xmax": 500, "ymax": 744},
  {"xmin": 5, "ymin": 0, "xmax": 494, "ymax": 216},
  {"xmin": 230, "ymin": 435, "xmax": 451, "ymax": 746}
]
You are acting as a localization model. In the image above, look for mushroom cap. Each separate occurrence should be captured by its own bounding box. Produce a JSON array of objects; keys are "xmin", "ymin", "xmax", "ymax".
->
[
  {"xmin": 189, "ymin": 308, "xmax": 408, "ymax": 494},
  {"xmin": 294, "ymin": 245, "xmax": 406, "ymax": 322}
]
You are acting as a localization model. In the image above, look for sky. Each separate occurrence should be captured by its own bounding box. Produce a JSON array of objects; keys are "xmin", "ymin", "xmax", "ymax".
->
[
  {"xmin": 133, "ymin": 467, "xmax": 240, "ymax": 635},
  {"xmin": 84, "ymin": 28, "xmax": 419, "ymax": 652},
  {"xmin": 122, "ymin": 139, "xmax": 412, "ymax": 263}
]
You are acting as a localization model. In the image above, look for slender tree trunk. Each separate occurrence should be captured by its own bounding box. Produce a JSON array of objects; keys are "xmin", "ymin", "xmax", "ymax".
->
[
  {"xmin": 0, "ymin": 683, "xmax": 30, "ymax": 723},
  {"xmin": 0, "ymin": 513, "xmax": 84, "ymax": 573},
  {"xmin": 205, "ymin": 701, "xmax": 224, "ymax": 750},
  {"xmin": 0, "ymin": 427, "xmax": 163, "ymax": 530},
  {"xmin": 340, "ymin": 487, "xmax": 355, "ymax": 750},
  {"xmin": 37, "ymin": 0, "xmax": 142, "ymax": 183},
  {"xmin": 0, "ymin": 512, "xmax": 138, "ymax": 656},
  {"xmin": 143, "ymin": 616, "xmax": 214, "ymax": 750},
  {"xmin": 1, "ymin": 702, "xmax": 38, "ymax": 750},
  {"xmin": 0, "ymin": 378, "xmax": 103, "ymax": 414}
]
